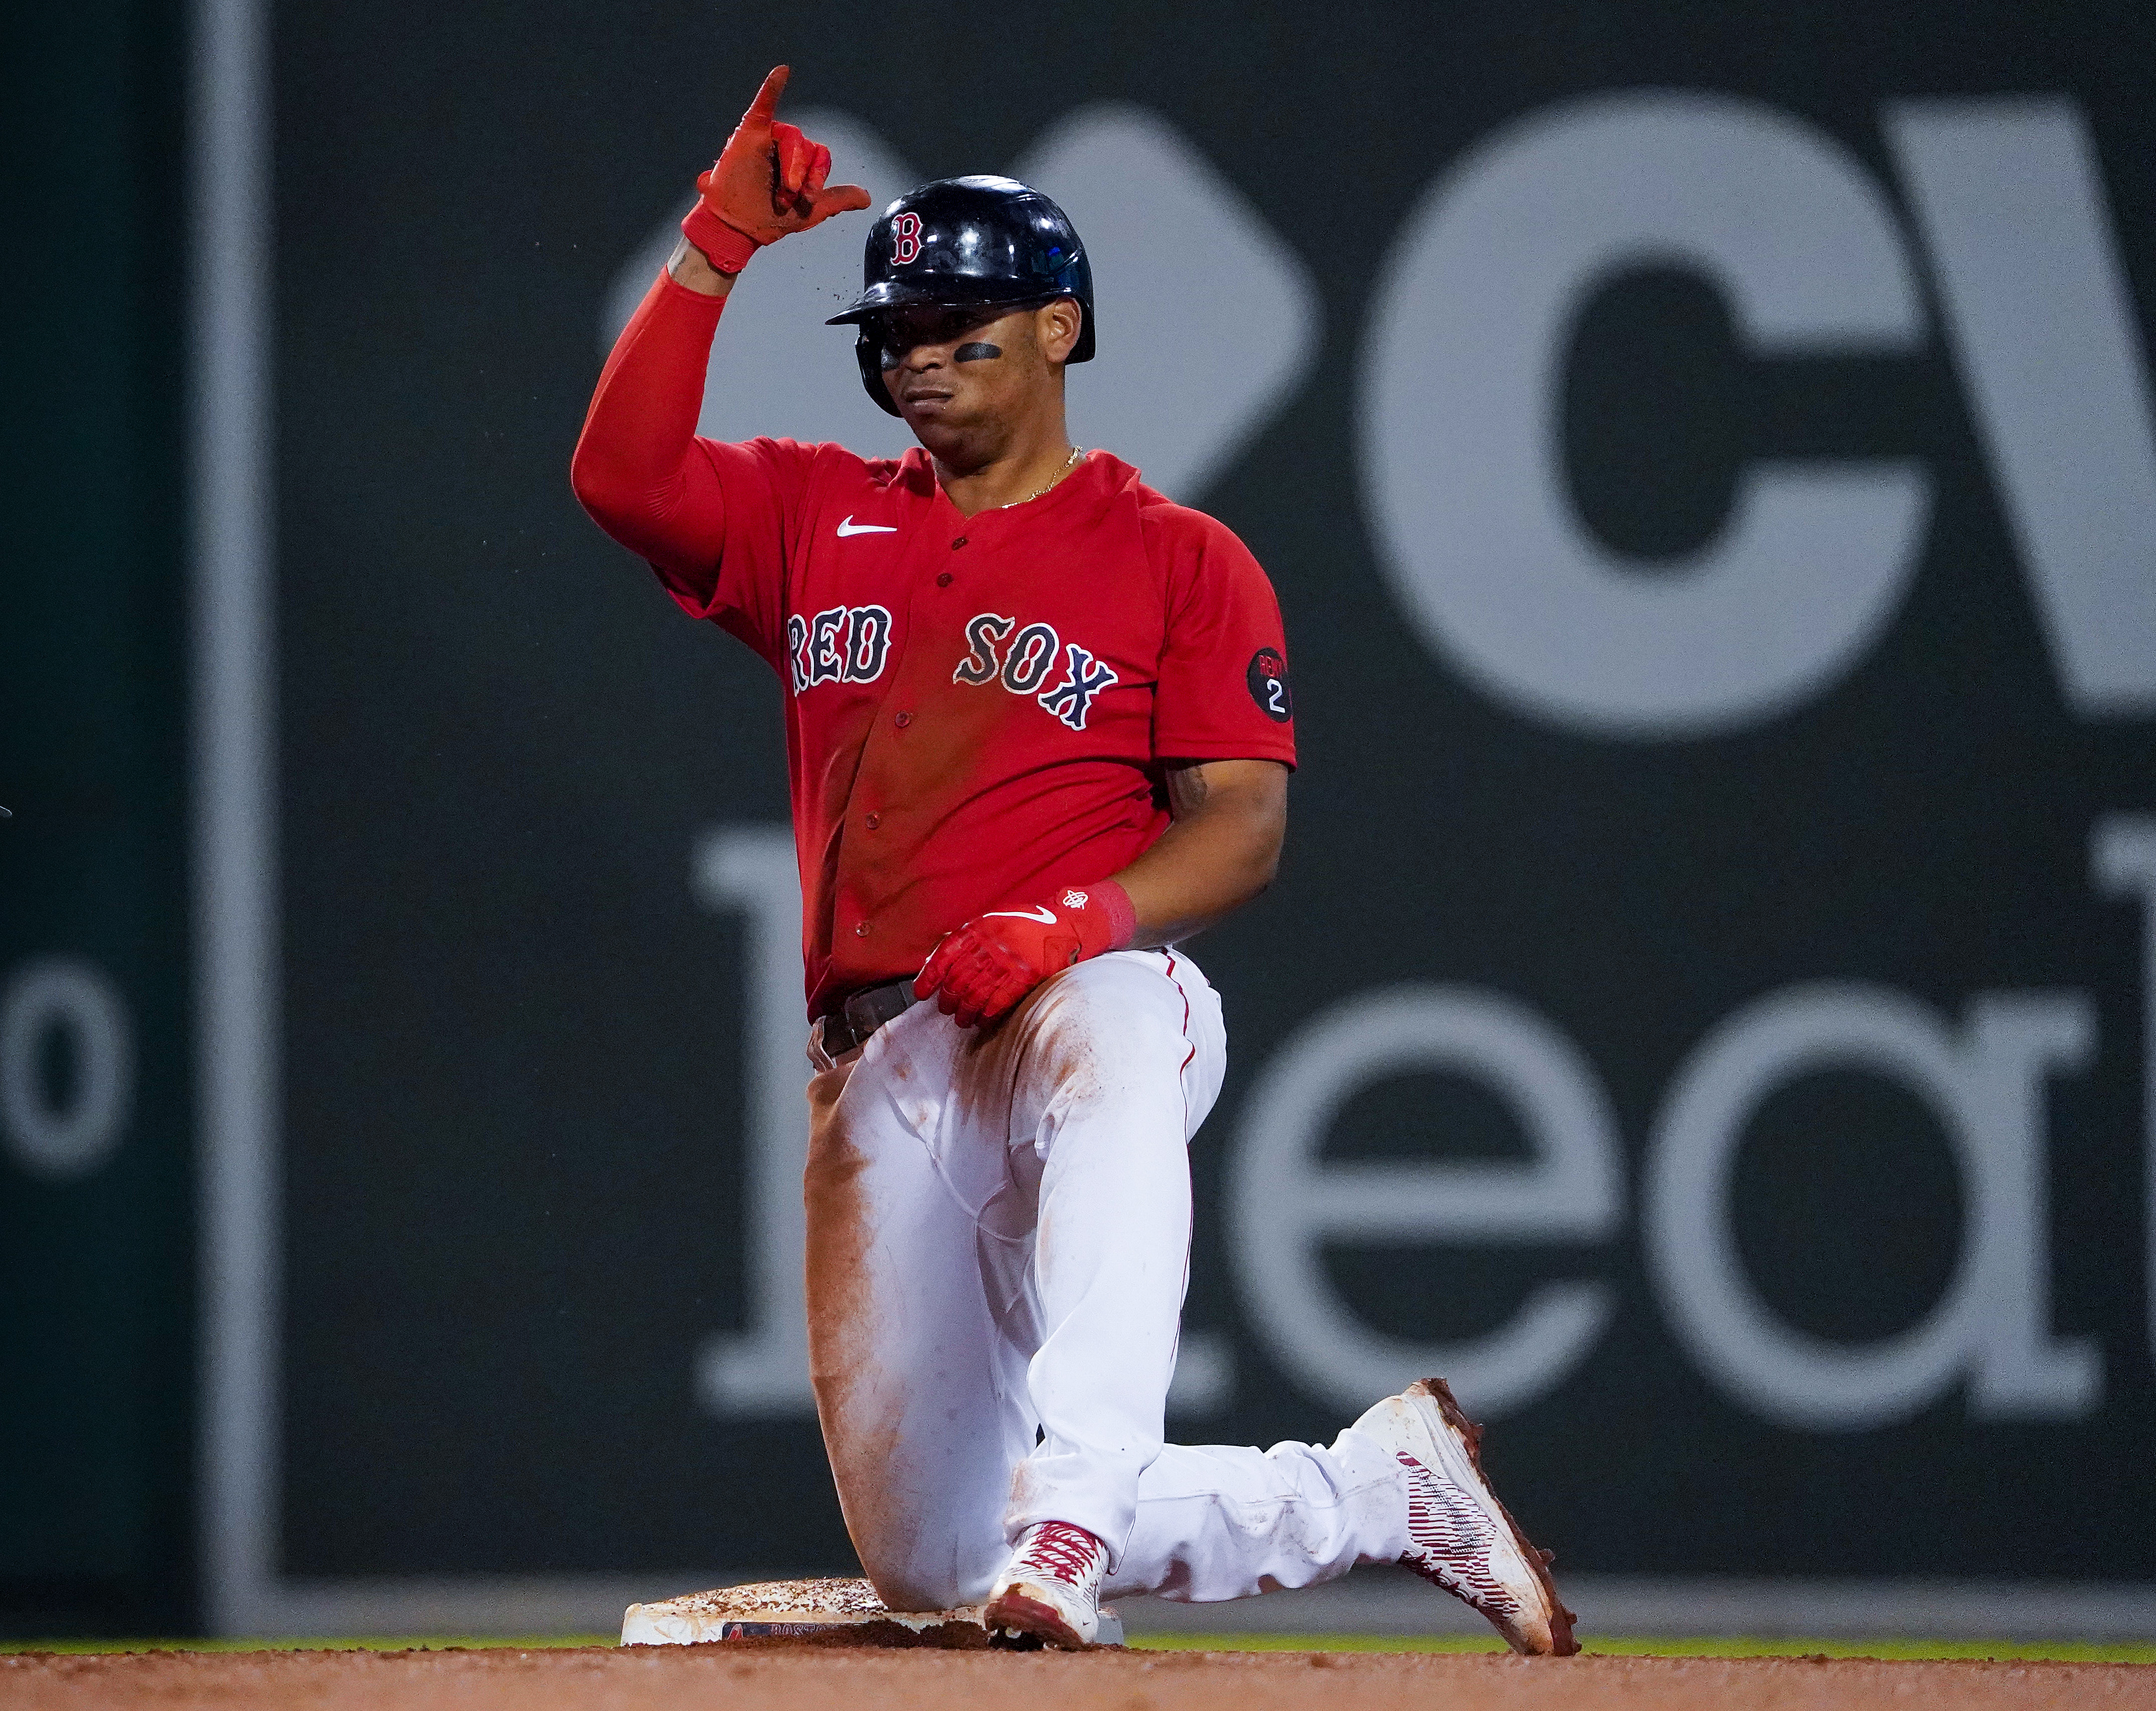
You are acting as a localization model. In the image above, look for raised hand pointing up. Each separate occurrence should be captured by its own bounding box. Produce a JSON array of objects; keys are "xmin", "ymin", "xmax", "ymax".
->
[{"xmin": 681, "ymin": 66, "xmax": 874, "ymax": 275}]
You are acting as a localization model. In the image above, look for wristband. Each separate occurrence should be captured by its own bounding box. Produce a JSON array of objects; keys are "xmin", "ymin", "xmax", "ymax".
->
[
  {"xmin": 681, "ymin": 200, "xmax": 760, "ymax": 276},
  {"xmin": 1088, "ymin": 878, "xmax": 1138, "ymax": 951}
]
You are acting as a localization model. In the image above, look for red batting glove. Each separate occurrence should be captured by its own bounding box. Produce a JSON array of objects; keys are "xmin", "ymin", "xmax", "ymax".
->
[
  {"xmin": 917, "ymin": 882, "xmax": 1139, "ymax": 1029},
  {"xmin": 681, "ymin": 65, "xmax": 873, "ymax": 274}
]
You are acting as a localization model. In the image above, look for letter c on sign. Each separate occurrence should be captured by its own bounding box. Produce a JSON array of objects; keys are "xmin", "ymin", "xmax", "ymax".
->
[{"xmin": 1359, "ymin": 91, "xmax": 1932, "ymax": 738}]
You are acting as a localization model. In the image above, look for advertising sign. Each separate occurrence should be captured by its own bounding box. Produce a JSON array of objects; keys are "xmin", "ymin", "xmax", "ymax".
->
[{"xmin": 195, "ymin": 0, "xmax": 2156, "ymax": 1629}]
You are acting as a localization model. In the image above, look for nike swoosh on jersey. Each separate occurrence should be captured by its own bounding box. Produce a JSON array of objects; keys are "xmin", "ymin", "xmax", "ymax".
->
[
  {"xmin": 836, "ymin": 516, "xmax": 897, "ymax": 536},
  {"xmin": 985, "ymin": 906, "xmax": 1059, "ymax": 924}
]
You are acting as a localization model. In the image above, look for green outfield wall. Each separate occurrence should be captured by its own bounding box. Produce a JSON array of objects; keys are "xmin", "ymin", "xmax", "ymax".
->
[{"xmin": 1, "ymin": 0, "xmax": 194, "ymax": 1637}]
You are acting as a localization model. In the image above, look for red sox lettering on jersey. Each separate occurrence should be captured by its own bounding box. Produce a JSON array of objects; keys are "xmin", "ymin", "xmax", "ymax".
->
[{"xmin": 788, "ymin": 602, "xmax": 1121, "ymax": 731}]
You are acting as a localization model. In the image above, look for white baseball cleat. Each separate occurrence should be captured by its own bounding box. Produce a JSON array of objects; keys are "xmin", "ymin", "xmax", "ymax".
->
[
  {"xmin": 1351, "ymin": 1377, "xmax": 1579, "ymax": 1656},
  {"xmin": 983, "ymin": 1520, "xmax": 1110, "ymax": 1649}
]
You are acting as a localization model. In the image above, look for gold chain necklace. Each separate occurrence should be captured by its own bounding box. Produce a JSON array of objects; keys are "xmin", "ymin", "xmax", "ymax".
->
[{"xmin": 1001, "ymin": 445, "xmax": 1083, "ymax": 509}]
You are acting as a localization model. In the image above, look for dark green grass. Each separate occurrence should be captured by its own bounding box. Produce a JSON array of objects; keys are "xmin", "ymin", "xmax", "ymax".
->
[
  {"xmin": 1126, "ymin": 1634, "xmax": 2156, "ymax": 1662},
  {"xmin": 1, "ymin": 1636, "xmax": 614, "ymax": 1654}
]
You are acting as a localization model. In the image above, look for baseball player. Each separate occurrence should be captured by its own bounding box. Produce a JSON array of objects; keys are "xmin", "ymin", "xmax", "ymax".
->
[{"xmin": 573, "ymin": 67, "xmax": 1576, "ymax": 1655}]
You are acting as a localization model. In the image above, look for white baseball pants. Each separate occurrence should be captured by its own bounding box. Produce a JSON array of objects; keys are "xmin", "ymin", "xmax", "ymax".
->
[{"xmin": 802, "ymin": 947, "xmax": 1412, "ymax": 1611}]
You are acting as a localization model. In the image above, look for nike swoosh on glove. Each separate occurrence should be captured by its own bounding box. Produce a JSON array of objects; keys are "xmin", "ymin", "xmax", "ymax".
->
[
  {"xmin": 917, "ymin": 882, "xmax": 1138, "ymax": 1029},
  {"xmin": 681, "ymin": 65, "xmax": 873, "ymax": 275}
]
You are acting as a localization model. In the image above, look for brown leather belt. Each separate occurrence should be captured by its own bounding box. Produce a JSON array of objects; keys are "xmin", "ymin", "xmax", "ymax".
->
[{"xmin": 808, "ymin": 976, "xmax": 918, "ymax": 1069}]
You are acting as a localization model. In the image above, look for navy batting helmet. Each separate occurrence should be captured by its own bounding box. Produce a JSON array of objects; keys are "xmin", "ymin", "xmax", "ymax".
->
[{"xmin": 826, "ymin": 175, "xmax": 1095, "ymax": 417}]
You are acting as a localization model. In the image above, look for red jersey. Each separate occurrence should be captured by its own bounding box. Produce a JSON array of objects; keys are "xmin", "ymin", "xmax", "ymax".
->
[{"xmin": 574, "ymin": 271, "xmax": 1296, "ymax": 1017}]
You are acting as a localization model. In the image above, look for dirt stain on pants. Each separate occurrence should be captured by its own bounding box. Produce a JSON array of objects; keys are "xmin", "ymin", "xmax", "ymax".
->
[{"xmin": 801, "ymin": 1059, "xmax": 908, "ymax": 1603}]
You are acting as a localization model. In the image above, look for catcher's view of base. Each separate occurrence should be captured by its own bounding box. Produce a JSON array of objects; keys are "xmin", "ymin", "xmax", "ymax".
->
[{"xmin": 620, "ymin": 1577, "xmax": 1126, "ymax": 1649}]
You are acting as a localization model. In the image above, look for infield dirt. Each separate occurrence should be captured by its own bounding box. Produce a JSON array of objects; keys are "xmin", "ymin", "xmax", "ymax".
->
[{"xmin": 8, "ymin": 1643, "xmax": 2154, "ymax": 1710}]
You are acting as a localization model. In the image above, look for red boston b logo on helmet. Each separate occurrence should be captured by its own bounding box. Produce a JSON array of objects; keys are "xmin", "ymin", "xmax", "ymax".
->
[{"xmin": 890, "ymin": 211, "xmax": 923, "ymax": 265}]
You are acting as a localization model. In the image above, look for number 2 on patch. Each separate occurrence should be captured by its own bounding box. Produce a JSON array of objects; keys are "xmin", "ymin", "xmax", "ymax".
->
[{"xmin": 1246, "ymin": 647, "xmax": 1293, "ymax": 722}]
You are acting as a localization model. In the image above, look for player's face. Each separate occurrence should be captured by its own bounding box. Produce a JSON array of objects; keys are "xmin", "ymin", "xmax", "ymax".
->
[{"xmin": 873, "ymin": 299, "xmax": 1082, "ymax": 454}]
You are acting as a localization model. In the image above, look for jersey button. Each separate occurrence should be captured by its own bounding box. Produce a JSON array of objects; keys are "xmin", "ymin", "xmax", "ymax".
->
[
  {"xmin": 936, "ymin": 572, "xmax": 953, "ymax": 587},
  {"xmin": 854, "ymin": 921, "xmax": 870, "ymax": 936},
  {"xmin": 864, "ymin": 813, "xmax": 880, "ymax": 830},
  {"xmin": 894, "ymin": 710, "xmax": 912, "ymax": 727},
  {"xmin": 951, "ymin": 537, "xmax": 968, "ymax": 549}
]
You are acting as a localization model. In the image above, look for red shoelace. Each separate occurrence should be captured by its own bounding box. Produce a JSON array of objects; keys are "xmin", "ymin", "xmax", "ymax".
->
[{"xmin": 1018, "ymin": 1521, "xmax": 1105, "ymax": 1585}]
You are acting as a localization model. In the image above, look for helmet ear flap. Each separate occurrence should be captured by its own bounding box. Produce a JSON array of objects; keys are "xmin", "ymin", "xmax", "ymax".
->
[{"xmin": 856, "ymin": 326, "xmax": 901, "ymax": 417}]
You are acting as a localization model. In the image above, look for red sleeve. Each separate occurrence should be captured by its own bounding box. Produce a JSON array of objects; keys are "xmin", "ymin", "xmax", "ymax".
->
[
  {"xmin": 570, "ymin": 268, "xmax": 812, "ymax": 665},
  {"xmin": 1148, "ymin": 506, "xmax": 1298, "ymax": 767}
]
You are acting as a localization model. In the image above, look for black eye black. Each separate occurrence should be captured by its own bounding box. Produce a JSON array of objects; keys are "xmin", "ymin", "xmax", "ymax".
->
[{"xmin": 876, "ymin": 313, "xmax": 992, "ymax": 364}]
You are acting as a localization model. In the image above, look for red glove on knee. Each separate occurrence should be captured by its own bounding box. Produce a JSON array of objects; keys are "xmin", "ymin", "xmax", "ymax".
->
[
  {"xmin": 681, "ymin": 65, "xmax": 872, "ymax": 274},
  {"xmin": 917, "ymin": 882, "xmax": 1138, "ymax": 1029}
]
